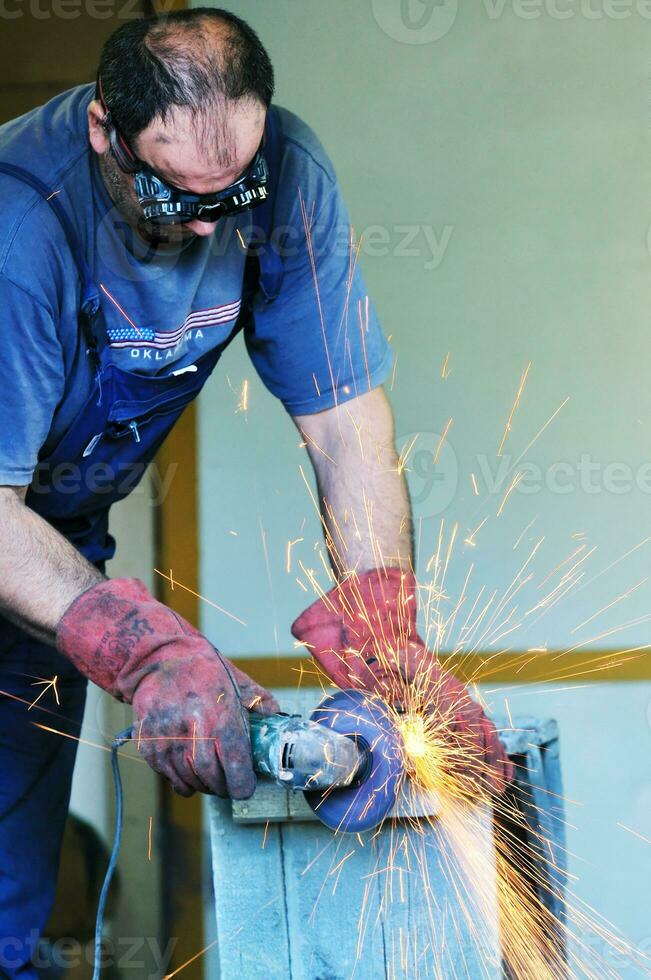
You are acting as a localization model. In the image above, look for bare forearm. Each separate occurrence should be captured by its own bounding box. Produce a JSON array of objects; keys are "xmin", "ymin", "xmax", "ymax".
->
[
  {"xmin": 295, "ymin": 388, "xmax": 413, "ymax": 578},
  {"xmin": 0, "ymin": 487, "xmax": 104, "ymax": 644}
]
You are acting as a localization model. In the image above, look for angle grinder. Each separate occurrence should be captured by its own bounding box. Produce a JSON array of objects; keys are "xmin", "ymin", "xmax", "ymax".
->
[{"xmin": 249, "ymin": 687, "xmax": 404, "ymax": 834}]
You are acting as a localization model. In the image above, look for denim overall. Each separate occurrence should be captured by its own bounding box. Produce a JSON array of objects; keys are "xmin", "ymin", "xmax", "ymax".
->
[{"xmin": 0, "ymin": 109, "xmax": 283, "ymax": 977}]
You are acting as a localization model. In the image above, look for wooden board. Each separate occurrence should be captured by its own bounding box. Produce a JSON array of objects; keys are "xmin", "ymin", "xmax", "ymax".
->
[
  {"xmin": 231, "ymin": 778, "xmax": 440, "ymax": 825},
  {"xmin": 208, "ymin": 689, "xmax": 501, "ymax": 980}
]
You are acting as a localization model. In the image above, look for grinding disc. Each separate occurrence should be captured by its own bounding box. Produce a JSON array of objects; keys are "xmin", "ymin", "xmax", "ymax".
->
[{"xmin": 304, "ymin": 688, "xmax": 403, "ymax": 833}]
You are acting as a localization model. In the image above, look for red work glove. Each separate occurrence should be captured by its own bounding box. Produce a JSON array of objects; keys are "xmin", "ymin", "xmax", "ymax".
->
[
  {"xmin": 57, "ymin": 578, "xmax": 279, "ymax": 798},
  {"xmin": 291, "ymin": 568, "xmax": 513, "ymax": 795}
]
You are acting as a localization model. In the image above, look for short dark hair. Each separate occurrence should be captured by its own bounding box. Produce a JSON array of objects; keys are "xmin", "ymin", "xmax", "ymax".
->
[{"xmin": 98, "ymin": 7, "xmax": 274, "ymax": 145}]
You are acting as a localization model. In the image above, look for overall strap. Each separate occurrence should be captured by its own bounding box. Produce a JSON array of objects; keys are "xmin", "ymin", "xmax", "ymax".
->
[
  {"xmin": 0, "ymin": 162, "xmax": 102, "ymax": 353},
  {"xmin": 253, "ymin": 105, "xmax": 285, "ymax": 302}
]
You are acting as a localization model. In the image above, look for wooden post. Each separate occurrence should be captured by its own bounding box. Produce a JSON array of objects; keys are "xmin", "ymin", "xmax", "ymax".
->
[{"xmin": 155, "ymin": 402, "xmax": 206, "ymax": 975}]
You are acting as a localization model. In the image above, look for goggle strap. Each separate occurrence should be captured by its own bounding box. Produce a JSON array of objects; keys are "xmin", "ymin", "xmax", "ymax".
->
[
  {"xmin": 108, "ymin": 127, "xmax": 140, "ymax": 174},
  {"xmin": 95, "ymin": 74, "xmax": 140, "ymax": 174}
]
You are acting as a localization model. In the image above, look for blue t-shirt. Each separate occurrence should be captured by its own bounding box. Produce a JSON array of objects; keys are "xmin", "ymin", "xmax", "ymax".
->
[{"xmin": 0, "ymin": 85, "xmax": 392, "ymax": 485}]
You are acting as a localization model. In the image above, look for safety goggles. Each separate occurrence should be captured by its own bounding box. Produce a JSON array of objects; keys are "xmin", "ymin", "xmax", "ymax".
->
[{"xmin": 96, "ymin": 78, "xmax": 269, "ymax": 225}]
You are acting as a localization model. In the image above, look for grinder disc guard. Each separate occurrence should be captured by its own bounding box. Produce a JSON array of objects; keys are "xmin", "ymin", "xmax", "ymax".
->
[{"xmin": 304, "ymin": 688, "xmax": 403, "ymax": 833}]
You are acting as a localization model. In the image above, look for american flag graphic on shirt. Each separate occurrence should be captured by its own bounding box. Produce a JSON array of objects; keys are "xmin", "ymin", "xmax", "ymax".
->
[{"xmin": 106, "ymin": 299, "xmax": 242, "ymax": 350}]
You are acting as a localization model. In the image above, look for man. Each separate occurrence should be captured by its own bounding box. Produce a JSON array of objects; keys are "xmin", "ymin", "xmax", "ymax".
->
[{"xmin": 0, "ymin": 8, "xmax": 511, "ymax": 976}]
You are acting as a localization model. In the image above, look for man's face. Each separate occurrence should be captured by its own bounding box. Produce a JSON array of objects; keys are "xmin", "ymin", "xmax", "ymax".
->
[{"xmin": 92, "ymin": 98, "xmax": 266, "ymax": 246}]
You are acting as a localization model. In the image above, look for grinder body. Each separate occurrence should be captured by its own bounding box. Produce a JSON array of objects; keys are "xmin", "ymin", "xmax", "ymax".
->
[{"xmin": 249, "ymin": 712, "xmax": 366, "ymax": 791}]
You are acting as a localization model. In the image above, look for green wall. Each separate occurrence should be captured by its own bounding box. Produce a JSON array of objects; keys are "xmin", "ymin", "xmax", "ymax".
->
[{"xmin": 197, "ymin": 0, "xmax": 651, "ymax": 657}]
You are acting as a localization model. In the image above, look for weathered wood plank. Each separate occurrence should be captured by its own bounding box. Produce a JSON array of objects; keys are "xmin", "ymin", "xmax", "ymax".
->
[
  {"xmin": 232, "ymin": 783, "xmax": 441, "ymax": 825},
  {"xmin": 208, "ymin": 799, "xmax": 292, "ymax": 978},
  {"xmin": 279, "ymin": 819, "xmax": 386, "ymax": 979}
]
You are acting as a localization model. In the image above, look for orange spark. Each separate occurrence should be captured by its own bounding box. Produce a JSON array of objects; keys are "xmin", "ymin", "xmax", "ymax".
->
[
  {"xmin": 464, "ymin": 518, "xmax": 488, "ymax": 548},
  {"xmin": 496, "ymin": 472, "xmax": 524, "ymax": 517},
  {"xmin": 390, "ymin": 356, "xmax": 398, "ymax": 391},
  {"xmin": 28, "ymin": 675, "xmax": 60, "ymax": 710},
  {"xmin": 397, "ymin": 435, "xmax": 419, "ymax": 476},
  {"xmin": 511, "ymin": 397, "xmax": 570, "ymax": 469},
  {"xmin": 513, "ymin": 517, "xmax": 536, "ymax": 550},
  {"xmin": 162, "ymin": 940, "xmax": 220, "ymax": 979},
  {"xmin": 99, "ymin": 283, "xmax": 142, "ymax": 335},
  {"xmin": 236, "ymin": 379, "xmax": 249, "ymax": 414},
  {"xmin": 153, "ymin": 569, "xmax": 247, "ymax": 626},
  {"xmin": 617, "ymin": 823, "xmax": 651, "ymax": 845},
  {"xmin": 497, "ymin": 361, "xmax": 532, "ymax": 457},
  {"xmin": 286, "ymin": 537, "xmax": 304, "ymax": 573},
  {"xmin": 433, "ymin": 418, "xmax": 453, "ymax": 466}
]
